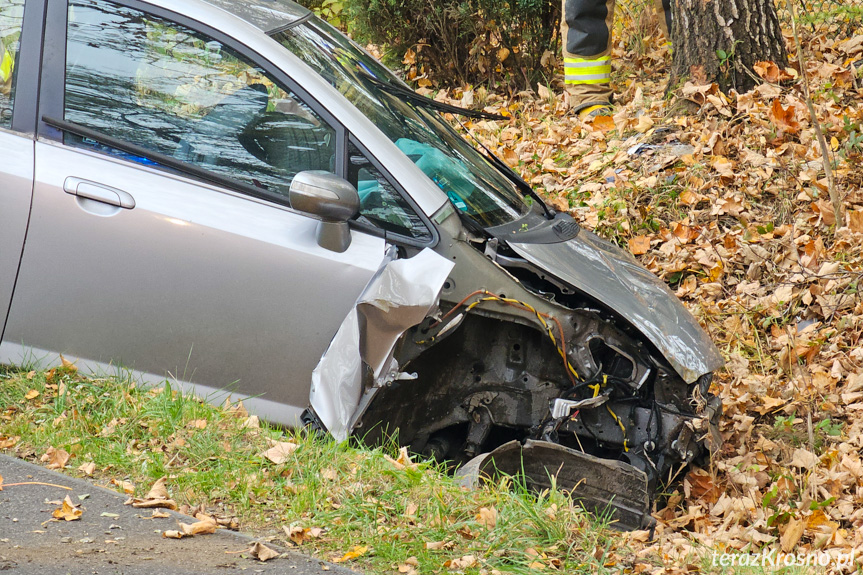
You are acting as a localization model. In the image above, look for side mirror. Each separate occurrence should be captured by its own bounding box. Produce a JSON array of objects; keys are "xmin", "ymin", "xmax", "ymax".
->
[{"xmin": 290, "ymin": 171, "xmax": 360, "ymax": 253}]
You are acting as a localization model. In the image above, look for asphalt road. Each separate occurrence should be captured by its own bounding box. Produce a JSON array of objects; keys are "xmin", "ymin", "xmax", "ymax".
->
[{"xmin": 0, "ymin": 454, "xmax": 358, "ymax": 574}]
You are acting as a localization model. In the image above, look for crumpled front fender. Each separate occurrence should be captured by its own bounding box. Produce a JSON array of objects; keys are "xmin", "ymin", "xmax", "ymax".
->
[{"xmin": 510, "ymin": 229, "xmax": 724, "ymax": 383}]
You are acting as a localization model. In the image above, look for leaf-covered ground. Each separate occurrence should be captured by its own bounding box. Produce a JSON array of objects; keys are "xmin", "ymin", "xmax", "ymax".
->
[{"xmin": 417, "ymin": 9, "xmax": 863, "ymax": 573}]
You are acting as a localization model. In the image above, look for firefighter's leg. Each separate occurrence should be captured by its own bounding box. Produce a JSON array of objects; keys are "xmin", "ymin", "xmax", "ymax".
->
[
  {"xmin": 653, "ymin": 0, "xmax": 672, "ymax": 49},
  {"xmin": 561, "ymin": 0, "xmax": 615, "ymax": 114}
]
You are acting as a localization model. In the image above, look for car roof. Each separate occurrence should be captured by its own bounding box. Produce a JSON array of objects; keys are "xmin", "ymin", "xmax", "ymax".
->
[{"xmin": 199, "ymin": 0, "xmax": 310, "ymax": 33}]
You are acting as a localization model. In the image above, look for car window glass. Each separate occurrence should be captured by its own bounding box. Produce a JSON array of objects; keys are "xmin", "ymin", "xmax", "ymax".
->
[
  {"xmin": 274, "ymin": 20, "xmax": 531, "ymax": 228},
  {"xmin": 348, "ymin": 142, "xmax": 432, "ymax": 242},
  {"xmin": 0, "ymin": 0, "xmax": 24, "ymax": 127},
  {"xmin": 64, "ymin": 0, "xmax": 335, "ymax": 199}
]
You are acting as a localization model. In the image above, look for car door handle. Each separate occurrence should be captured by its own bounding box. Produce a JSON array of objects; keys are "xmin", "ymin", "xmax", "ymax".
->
[{"xmin": 63, "ymin": 177, "xmax": 136, "ymax": 209}]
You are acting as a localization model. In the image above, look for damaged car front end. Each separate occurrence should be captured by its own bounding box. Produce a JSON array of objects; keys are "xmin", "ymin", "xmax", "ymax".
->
[
  {"xmin": 308, "ymin": 206, "xmax": 723, "ymax": 530},
  {"xmin": 277, "ymin": 14, "xmax": 725, "ymax": 530}
]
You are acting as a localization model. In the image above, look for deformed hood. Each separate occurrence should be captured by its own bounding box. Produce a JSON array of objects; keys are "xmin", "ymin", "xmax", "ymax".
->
[{"xmin": 510, "ymin": 230, "xmax": 723, "ymax": 383}]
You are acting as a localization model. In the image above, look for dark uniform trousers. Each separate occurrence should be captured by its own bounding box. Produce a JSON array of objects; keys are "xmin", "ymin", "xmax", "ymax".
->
[{"xmin": 562, "ymin": 0, "xmax": 671, "ymax": 111}]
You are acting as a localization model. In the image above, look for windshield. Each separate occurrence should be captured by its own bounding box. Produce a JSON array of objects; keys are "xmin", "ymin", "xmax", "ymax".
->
[{"xmin": 271, "ymin": 19, "xmax": 531, "ymax": 228}]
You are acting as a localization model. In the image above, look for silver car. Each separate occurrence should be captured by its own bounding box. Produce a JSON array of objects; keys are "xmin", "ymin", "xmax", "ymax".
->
[{"xmin": 0, "ymin": 0, "xmax": 723, "ymax": 529}]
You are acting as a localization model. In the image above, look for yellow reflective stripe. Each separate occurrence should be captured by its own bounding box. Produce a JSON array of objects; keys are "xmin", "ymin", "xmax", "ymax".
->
[
  {"xmin": 564, "ymin": 62, "xmax": 611, "ymax": 71},
  {"xmin": 0, "ymin": 49, "xmax": 12, "ymax": 83},
  {"xmin": 564, "ymin": 65, "xmax": 611, "ymax": 76},
  {"xmin": 564, "ymin": 76, "xmax": 610, "ymax": 85},
  {"xmin": 564, "ymin": 57, "xmax": 611, "ymax": 82}
]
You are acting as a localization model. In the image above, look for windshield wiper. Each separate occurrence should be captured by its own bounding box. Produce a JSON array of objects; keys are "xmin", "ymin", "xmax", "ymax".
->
[
  {"xmin": 364, "ymin": 74, "xmax": 507, "ymax": 121},
  {"xmin": 449, "ymin": 115, "xmax": 555, "ymax": 220}
]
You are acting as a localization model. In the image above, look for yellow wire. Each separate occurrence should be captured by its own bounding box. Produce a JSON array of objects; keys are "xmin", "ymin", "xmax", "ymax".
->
[
  {"xmin": 606, "ymin": 404, "xmax": 629, "ymax": 452},
  {"xmin": 418, "ymin": 292, "xmax": 581, "ymax": 381}
]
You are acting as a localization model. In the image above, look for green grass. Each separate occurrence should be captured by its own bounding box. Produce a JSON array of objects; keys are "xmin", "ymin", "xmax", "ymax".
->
[{"xmin": 0, "ymin": 365, "xmax": 627, "ymax": 574}]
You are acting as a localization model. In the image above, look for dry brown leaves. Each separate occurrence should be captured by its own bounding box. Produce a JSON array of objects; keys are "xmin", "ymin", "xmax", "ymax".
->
[
  {"xmin": 432, "ymin": 15, "xmax": 863, "ymax": 572},
  {"xmin": 248, "ymin": 541, "xmax": 280, "ymax": 562},
  {"xmin": 384, "ymin": 446, "xmax": 418, "ymax": 470},
  {"xmin": 0, "ymin": 436, "xmax": 19, "ymax": 449},
  {"xmin": 259, "ymin": 438, "xmax": 299, "ymax": 465},
  {"xmin": 111, "ymin": 478, "xmax": 135, "ymax": 494},
  {"xmin": 283, "ymin": 524, "xmax": 324, "ymax": 545},
  {"xmin": 125, "ymin": 476, "xmax": 177, "ymax": 510},
  {"xmin": 52, "ymin": 495, "xmax": 83, "ymax": 521},
  {"xmin": 333, "ymin": 545, "xmax": 368, "ymax": 562},
  {"xmin": 41, "ymin": 447, "xmax": 70, "ymax": 470}
]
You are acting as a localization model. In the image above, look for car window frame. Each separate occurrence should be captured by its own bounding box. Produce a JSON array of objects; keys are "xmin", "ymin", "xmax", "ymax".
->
[
  {"xmin": 4, "ymin": 0, "xmax": 44, "ymax": 135},
  {"xmin": 35, "ymin": 0, "xmax": 439, "ymax": 248},
  {"xmin": 347, "ymin": 134, "xmax": 436, "ymax": 247}
]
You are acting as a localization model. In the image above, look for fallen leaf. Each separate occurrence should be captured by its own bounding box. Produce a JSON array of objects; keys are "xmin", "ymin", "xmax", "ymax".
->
[
  {"xmin": 501, "ymin": 147, "xmax": 519, "ymax": 168},
  {"xmin": 52, "ymin": 495, "xmax": 82, "ymax": 521},
  {"xmin": 634, "ymin": 114, "xmax": 654, "ymax": 133},
  {"xmin": 476, "ymin": 506, "xmax": 497, "ymax": 529},
  {"xmin": 591, "ymin": 115, "xmax": 615, "ymax": 133},
  {"xmin": 711, "ymin": 156, "xmax": 736, "ymax": 178},
  {"xmin": 284, "ymin": 525, "xmax": 324, "ymax": 545},
  {"xmin": 112, "ymin": 479, "xmax": 136, "ymax": 494},
  {"xmin": 24, "ymin": 389, "xmax": 39, "ymax": 400},
  {"xmin": 77, "ymin": 462, "xmax": 96, "ymax": 476},
  {"xmin": 223, "ymin": 398, "xmax": 248, "ymax": 418},
  {"xmin": 769, "ymin": 99, "xmax": 800, "ymax": 134},
  {"xmin": 60, "ymin": 355, "xmax": 78, "ymax": 373},
  {"xmin": 322, "ymin": 467, "xmax": 338, "ymax": 481},
  {"xmin": 790, "ymin": 448, "xmax": 819, "ymax": 468},
  {"xmin": 333, "ymin": 545, "xmax": 368, "ymax": 562},
  {"xmin": 41, "ymin": 447, "xmax": 70, "ymax": 470},
  {"xmin": 241, "ymin": 415, "xmax": 260, "ymax": 429},
  {"xmin": 151, "ymin": 510, "xmax": 171, "ymax": 518},
  {"xmin": 260, "ymin": 441, "xmax": 299, "ymax": 465},
  {"xmin": 848, "ymin": 210, "xmax": 863, "ymax": 233},
  {"xmin": 162, "ymin": 530, "xmax": 184, "ymax": 539},
  {"xmin": 444, "ymin": 555, "xmax": 477, "ymax": 570},
  {"xmin": 145, "ymin": 477, "xmax": 169, "ymax": 500},
  {"xmin": 753, "ymin": 60, "xmax": 795, "ymax": 83},
  {"xmin": 249, "ymin": 541, "xmax": 280, "ymax": 562},
  {"xmin": 125, "ymin": 497, "xmax": 178, "ymax": 510},
  {"xmin": 781, "ymin": 518, "xmax": 806, "ymax": 552},
  {"xmin": 628, "ymin": 235, "xmax": 651, "ymax": 255},
  {"xmin": 179, "ymin": 518, "xmax": 218, "ymax": 536},
  {"xmin": 384, "ymin": 447, "xmax": 418, "ymax": 470},
  {"xmin": 0, "ymin": 436, "xmax": 20, "ymax": 449}
]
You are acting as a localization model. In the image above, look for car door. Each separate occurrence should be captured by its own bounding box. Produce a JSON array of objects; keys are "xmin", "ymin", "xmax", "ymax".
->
[
  {"xmin": 1, "ymin": 0, "xmax": 388, "ymax": 424},
  {"xmin": 0, "ymin": 0, "xmax": 34, "ymax": 341}
]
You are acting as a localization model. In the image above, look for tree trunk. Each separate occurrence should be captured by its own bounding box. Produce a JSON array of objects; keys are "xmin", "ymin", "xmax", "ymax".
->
[{"xmin": 671, "ymin": 0, "xmax": 788, "ymax": 93}]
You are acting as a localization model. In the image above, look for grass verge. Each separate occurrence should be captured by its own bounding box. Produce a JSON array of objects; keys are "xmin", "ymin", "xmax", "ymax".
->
[{"xmin": 0, "ymin": 365, "xmax": 627, "ymax": 574}]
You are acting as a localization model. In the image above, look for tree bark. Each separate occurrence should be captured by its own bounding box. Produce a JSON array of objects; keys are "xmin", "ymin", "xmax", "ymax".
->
[{"xmin": 671, "ymin": 0, "xmax": 788, "ymax": 93}]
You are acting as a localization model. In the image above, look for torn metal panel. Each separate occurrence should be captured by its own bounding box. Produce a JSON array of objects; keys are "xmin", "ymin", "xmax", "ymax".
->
[
  {"xmin": 309, "ymin": 248, "xmax": 454, "ymax": 441},
  {"xmin": 510, "ymin": 230, "xmax": 724, "ymax": 383},
  {"xmin": 456, "ymin": 439, "xmax": 655, "ymax": 531}
]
